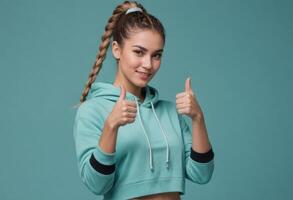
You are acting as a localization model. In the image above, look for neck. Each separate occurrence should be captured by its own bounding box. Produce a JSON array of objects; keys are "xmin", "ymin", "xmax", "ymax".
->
[{"xmin": 113, "ymin": 79, "xmax": 145, "ymax": 102}]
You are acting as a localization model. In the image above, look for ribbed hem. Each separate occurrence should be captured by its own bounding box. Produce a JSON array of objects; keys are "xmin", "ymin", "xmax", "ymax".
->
[
  {"xmin": 104, "ymin": 177, "xmax": 185, "ymax": 200},
  {"xmin": 89, "ymin": 145, "xmax": 116, "ymax": 175},
  {"xmin": 93, "ymin": 145, "xmax": 116, "ymax": 165},
  {"xmin": 190, "ymin": 147, "xmax": 214, "ymax": 163},
  {"xmin": 90, "ymin": 154, "xmax": 115, "ymax": 175}
]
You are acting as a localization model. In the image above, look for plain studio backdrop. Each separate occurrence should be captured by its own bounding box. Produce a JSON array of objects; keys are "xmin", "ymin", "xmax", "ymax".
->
[{"xmin": 0, "ymin": 0, "xmax": 292, "ymax": 199}]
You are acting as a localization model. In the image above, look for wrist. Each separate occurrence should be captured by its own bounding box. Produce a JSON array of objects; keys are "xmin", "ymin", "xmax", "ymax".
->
[
  {"xmin": 105, "ymin": 118, "xmax": 119, "ymax": 132},
  {"xmin": 191, "ymin": 113, "xmax": 204, "ymax": 123}
]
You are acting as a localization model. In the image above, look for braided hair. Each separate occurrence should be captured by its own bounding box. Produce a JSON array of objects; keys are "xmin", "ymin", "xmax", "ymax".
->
[{"xmin": 72, "ymin": 1, "xmax": 165, "ymax": 108}]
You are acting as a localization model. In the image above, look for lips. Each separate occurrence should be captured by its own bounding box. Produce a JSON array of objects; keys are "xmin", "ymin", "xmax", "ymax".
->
[
  {"xmin": 136, "ymin": 71, "xmax": 151, "ymax": 76},
  {"xmin": 136, "ymin": 71, "xmax": 151, "ymax": 80}
]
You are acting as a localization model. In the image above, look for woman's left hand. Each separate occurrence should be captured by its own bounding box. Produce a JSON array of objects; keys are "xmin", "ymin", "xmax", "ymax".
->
[{"xmin": 175, "ymin": 77, "xmax": 204, "ymax": 121}]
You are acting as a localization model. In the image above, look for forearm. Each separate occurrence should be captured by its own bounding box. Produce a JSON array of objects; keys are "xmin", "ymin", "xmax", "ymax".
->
[
  {"xmin": 98, "ymin": 120, "xmax": 118, "ymax": 154},
  {"xmin": 191, "ymin": 116, "xmax": 212, "ymax": 153},
  {"xmin": 185, "ymin": 115, "xmax": 215, "ymax": 184}
]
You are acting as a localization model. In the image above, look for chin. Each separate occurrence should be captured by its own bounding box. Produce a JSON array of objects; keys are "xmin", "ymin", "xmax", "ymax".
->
[
  {"xmin": 137, "ymin": 82, "xmax": 148, "ymax": 87},
  {"xmin": 136, "ymin": 80, "xmax": 149, "ymax": 87}
]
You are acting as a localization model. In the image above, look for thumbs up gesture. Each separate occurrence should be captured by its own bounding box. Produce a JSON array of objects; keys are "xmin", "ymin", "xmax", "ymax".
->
[
  {"xmin": 176, "ymin": 77, "xmax": 204, "ymax": 121},
  {"xmin": 106, "ymin": 85, "xmax": 137, "ymax": 129}
]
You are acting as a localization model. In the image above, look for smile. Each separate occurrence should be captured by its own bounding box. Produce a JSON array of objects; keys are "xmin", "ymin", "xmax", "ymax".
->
[
  {"xmin": 136, "ymin": 71, "xmax": 151, "ymax": 75},
  {"xmin": 136, "ymin": 71, "xmax": 151, "ymax": 80}
]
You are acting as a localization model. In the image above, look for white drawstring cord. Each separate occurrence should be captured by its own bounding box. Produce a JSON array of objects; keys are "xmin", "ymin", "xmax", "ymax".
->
[
  {"xmin": 134, "ymin": 98, "xmax": 153, "ymax": 171},
  {"xmin": 150, "ymin": 101, "xmax": 170, "ymax": 168}
]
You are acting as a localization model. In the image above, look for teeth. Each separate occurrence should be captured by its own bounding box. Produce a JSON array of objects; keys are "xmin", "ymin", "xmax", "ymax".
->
[{"xmin": 137, "ymin": 71, "xmax": 149, "ymax": 75}]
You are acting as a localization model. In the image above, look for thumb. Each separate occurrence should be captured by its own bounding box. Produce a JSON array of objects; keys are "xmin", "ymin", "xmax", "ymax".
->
[
  {"xmin": 185, "ymin": 77, "xmax": 192, "ymax": 93},
  {"xmin": 118, "ymin": 85, "xmax": 126, "ymax": 101}
]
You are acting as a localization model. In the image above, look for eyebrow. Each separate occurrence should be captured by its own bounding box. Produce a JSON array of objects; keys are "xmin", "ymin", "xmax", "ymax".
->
[{"xmin": 132, "ymin": 45, "xmax": 164, "ymax": 53}]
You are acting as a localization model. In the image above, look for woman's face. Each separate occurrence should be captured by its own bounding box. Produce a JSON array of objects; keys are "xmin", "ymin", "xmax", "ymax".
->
[{"xmin": 112, "ymin": 29, "xmax": 164, "ymax": 91}]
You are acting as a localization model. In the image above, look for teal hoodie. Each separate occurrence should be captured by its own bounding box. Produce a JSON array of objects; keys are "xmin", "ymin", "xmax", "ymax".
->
[{"xmin": 73, "ymin": 81, "xmax": 215, "ymax": 199}]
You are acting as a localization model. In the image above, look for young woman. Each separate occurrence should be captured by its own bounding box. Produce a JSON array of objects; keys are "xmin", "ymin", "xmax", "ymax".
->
[{"xmin": 73, "ymin": 1, "xmax": 215, "ymax": 199}]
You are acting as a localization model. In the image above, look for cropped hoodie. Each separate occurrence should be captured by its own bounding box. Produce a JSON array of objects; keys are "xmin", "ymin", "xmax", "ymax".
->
[{"xmin": 73, "ymin": 81, "xmax": 215, "ymax": 200}]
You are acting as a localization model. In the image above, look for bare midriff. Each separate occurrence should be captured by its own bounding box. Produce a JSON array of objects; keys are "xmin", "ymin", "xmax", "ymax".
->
[{"xmin": 132, "ymin": 192, "xmax": 180, "ymax": 200}]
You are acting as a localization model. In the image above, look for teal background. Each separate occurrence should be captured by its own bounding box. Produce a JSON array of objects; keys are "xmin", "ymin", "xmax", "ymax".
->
[{"xmin": 1, "ymin": 0, "xmax": 292, "ymax": 199}]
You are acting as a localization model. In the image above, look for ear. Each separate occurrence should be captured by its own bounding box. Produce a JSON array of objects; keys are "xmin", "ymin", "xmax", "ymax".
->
[{"xmin": 112, "ymin": 40, "xmax": 121, "ymax": 60}]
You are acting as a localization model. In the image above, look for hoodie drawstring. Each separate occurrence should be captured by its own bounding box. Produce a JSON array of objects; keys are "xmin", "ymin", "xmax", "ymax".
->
[
  {"xmin": 134, "ymin": 98, "xmax": 170, "ymax": 171},
  {"xmin": 134, "ymin": 98, "xmax": 153, "ymax": 170},
  {"xmin": 150, "ymin": 101, "xmax": 170, "ymax": 169}
]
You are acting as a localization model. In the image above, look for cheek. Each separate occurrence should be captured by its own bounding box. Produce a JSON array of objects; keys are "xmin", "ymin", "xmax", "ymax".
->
[
  {"xmin": 125, "ymin": 55, "xmax": 141, "ymax": 68},
  {"xmin": 153, "ymin": 61, "xmax": 161, "ymax": 70}
]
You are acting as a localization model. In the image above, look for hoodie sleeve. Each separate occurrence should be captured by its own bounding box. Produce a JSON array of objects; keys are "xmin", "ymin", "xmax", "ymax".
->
[
  {"xmin": 178, "ymin": 114, "xmax": 215, "ymax": 184},
  {"xmin": 73, "ymin": 105, "xmax": 116, "ymax": 195}
]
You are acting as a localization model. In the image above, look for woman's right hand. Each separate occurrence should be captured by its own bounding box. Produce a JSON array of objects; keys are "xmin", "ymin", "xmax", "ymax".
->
[{"xmin": 106, "ymin": 85, "xmax": 137, "ymax": 130}]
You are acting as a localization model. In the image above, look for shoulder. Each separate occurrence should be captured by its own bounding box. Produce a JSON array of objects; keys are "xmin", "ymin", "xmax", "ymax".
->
[{"xmin": 74, "ymin": 98, "xmax": 106, "ymax": 120}]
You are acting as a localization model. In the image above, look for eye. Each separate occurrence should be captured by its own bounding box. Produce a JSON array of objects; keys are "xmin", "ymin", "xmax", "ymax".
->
[
  {"xmin": 134, "ymin": 50, "xmax": 144, "ymax": 56},
  {"xmin": 153, "ymin": 53, "xmax": 162, "ymax": 60}
]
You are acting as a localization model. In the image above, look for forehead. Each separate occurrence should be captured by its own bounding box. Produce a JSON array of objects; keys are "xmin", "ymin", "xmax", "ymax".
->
[{"xmin": 124, "ymin": 29, "xmax": 164, "ymax": 50}]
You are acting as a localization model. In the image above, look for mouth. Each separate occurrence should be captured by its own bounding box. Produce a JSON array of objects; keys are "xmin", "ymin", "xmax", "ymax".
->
[
  {"xmin": 136, "ymin": 71, "xmax": 151, "ymax": 75},
  {"xmin": 136, "ymin": 71, "xmax": 151, "ymax": 80}
]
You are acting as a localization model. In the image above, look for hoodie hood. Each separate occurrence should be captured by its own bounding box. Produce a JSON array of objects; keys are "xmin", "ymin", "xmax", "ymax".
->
[
  {"xmin": 88, "ymin": 81, "xmax": 160, "ymax": 108},
  {"xmin": 87, "ymin": 81, "xmax": 170, "ymax": 171}
]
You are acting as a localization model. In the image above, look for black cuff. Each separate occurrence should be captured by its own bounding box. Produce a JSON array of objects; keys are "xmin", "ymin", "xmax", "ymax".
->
[
  {"xmin": 190, "ymin": 147, "xmax": 214, "ymax": 163},
  {"xmin": 89, "ymin": 153, "xmax": 115, "ymax": 175}
]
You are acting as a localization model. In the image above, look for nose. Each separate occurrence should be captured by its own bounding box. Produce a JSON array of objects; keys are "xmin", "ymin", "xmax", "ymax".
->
[{"xmin": 142, "ymin": 56, "xmax": 152, "ymax": 69}]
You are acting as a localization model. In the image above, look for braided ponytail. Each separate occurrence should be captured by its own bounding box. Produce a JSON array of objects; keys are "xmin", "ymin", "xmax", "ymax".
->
[{"xmin": 72, "ymin": 1, "xmax": 165, "ymax": 109}]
